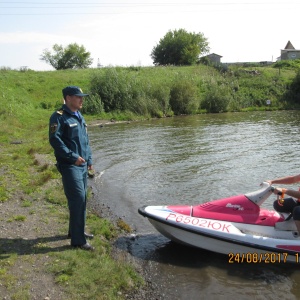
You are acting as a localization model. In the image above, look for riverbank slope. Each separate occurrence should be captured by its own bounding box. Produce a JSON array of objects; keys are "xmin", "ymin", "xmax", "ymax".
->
[{"xmin": 0, "ymin": 64, "xmax": 298, "ymax": 299}]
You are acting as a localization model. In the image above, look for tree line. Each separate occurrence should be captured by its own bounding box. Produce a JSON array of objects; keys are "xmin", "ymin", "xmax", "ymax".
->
[
  {"xmin": 39, "ymin": 28, "xmax": 300, "ymax": 116},
  {"xmin": 40, "ymin": 29, "xmax": 209, "ymax": 70}
]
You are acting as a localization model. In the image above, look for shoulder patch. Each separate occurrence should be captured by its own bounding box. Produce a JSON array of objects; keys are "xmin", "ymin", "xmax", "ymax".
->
[
  {"xmin": 50, "ymin": 123, "xmax": 58, "ymax": 133},
  {"xmin": 56, "ymin": 110, "xmax": 63, "ymax": 115}
]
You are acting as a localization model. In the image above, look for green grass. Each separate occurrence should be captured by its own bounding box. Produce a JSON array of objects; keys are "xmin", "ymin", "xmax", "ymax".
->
[
  {"xmin": 49, "ymin": 216, "xmax": 143, "ymax": 299},
  {"xmin": 0, "ymin": 65, "xmax": 298, "ymax": 126},
  {"xmin": 0, "ymin": 64, "xmax": 299, "ymax": 299},
  {"xmin": 0, "ymin": 67, "xmax": 147, "ymax": 298}
]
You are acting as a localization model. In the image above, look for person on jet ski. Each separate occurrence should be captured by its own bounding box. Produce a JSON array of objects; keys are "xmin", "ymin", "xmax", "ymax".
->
[{"xmin": 267, "ymin": 174, "xmax": 300, "ymax": 232}]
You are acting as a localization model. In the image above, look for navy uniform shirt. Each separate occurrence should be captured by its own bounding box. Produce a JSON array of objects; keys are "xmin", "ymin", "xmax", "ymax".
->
[{"xmin": 49, "ymin": 104, "xmax": 92, "ymax": 166}]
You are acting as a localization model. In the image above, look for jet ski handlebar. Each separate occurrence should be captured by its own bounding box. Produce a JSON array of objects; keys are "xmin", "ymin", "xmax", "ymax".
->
[{"xmin": 245, "ymin": 182, "xmax": 275, "ymax": 206}]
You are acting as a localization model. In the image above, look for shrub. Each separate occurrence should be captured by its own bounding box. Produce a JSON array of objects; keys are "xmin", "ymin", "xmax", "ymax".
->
[
  {"xmin": 39, "ymin": 101, "xmax": 53, "ymax": 109},
  {"xmin": 148, "ymin": 83, "xmax": 171, "ymax": 116},
  {"xmin": 90, "ymin": 68, "xmax": 136, "ymax": 112},
  {"xmin": 273, "ymin": 59, "xmax": 300, "ymax": 70},
  {"xmin": 90, "ymin": 68, "xmax": 168, "ymax": 117},
  {"xmin": 169, "ymin": 80, "xmax": 198, "ymax": 115},
  {"xmin": 81, "ymin": 94, "xmax": 104, "ymax": 115},
  {"xmin": 282, "ymin": 69, "xmax": 300, "ymax": 104},
  {"xmin": 201, "ymin": 83, "xmax": 231, "ymax": 113}
]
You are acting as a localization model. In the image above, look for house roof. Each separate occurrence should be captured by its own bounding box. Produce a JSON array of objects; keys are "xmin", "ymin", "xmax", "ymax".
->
[
  {"xmin": 284, "ymin": 41, "xmax": 295, "ymax": 50},
  {"xmin": 207, "ymin": 53, "xmax": 223, "ymax": 58}
]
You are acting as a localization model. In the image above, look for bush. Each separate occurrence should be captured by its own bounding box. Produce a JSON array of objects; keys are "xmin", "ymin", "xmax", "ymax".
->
[
  {"xmin": 90, "ymin": 68, "xmax": 169, "ymax": 118},
  {"xmin": 201, "ymin": 83, "xmax": 231, "ymax": 113},
  {"xmin": 148, "ymin": 83, "xmax": 171, "ymax": 116},
  {"xmin": 273, "ymin": 59, "xmax": 300, "ymax": 70},
  {"xmin": 39, "ymin": 101, "xmax": 53, "ymax": 109},
  {"xmin": 81, "ymin": 94, "xmax": 104, "ymax": 115},
  {"xmin": 282, "ymin": 70, "xmax": 300, "ymax": 104},
  {"xmin": 90, "ymin": 68, "xmax": 133, "ymax": 111},
  {"xmin": 169, "ymin": 80, "xmax": 198, "ymax": 115}
]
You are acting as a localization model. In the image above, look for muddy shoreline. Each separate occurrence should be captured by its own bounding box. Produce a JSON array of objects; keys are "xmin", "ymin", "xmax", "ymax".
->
[
  {"xmin": 87, "ymin": 118, "xmax": 168, "ymax": 299},
  {"xmin": 89, "ymin": 185, "xmax": 166, "ymax": 300}
]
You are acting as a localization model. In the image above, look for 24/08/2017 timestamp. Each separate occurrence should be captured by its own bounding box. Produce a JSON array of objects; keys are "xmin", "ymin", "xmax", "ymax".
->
[{"xmin": 228, "ymin": 252, "xmax": 300, "ymax": 263}]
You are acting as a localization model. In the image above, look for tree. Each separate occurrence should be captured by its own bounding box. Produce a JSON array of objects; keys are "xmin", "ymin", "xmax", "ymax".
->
[
  {"xmin": 40, "ymin": 43, "xmax": 93, "ymax": 70},
  {"xmin": 151, "ymin": 29, "xmax": 209, "ymax": 66}
]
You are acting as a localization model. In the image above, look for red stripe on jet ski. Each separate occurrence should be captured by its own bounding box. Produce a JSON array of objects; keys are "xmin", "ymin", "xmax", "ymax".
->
[{"xmin": 276, "ymin": 245, "xmax": 300, "ymax": 251}]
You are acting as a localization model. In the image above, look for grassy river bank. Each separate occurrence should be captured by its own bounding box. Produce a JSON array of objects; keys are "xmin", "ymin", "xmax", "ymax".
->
[
  {"xmin": 0, "ymin": 69, "xmax": 151, "ymax": 299},
  {"xmin": 0, "ymin": 64, "xmax": 298, "ymax": 299}
]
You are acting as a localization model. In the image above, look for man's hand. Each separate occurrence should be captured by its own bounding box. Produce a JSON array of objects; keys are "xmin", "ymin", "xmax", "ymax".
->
[
  {"xmin": 75, "ymin": 156, "xmax": 86, "ymax": 166},
  {"xmin": 273, "ymin": 187, "xmax": 287, "ymax": 195}
]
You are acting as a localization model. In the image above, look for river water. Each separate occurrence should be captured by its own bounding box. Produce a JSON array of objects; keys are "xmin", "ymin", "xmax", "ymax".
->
[{"xmin": 89, "ymin": 111, "xmax": 300, "ymax": 299}]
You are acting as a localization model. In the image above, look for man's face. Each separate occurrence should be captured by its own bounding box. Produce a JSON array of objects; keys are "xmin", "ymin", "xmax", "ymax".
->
[{"xmin": 65, "ymin": 95, "xmax": 84, "ymax": 111}]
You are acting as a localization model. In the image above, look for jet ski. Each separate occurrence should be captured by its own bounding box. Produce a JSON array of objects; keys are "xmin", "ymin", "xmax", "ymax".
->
[{"xmin": 138, "ymin": 182, "xmax": 300, "ymax": 263}]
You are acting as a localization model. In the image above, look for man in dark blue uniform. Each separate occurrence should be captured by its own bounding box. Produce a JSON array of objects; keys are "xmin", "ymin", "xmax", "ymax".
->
[{"xmin": 49, "ymin": 86, "xmax": 95, "ymax": 251}]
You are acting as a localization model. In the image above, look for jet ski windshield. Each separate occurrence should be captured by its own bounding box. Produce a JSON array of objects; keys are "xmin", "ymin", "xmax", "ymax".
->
[{"xmin": 245, "ymin": 182, "xmax": 274, "ymax": 206}]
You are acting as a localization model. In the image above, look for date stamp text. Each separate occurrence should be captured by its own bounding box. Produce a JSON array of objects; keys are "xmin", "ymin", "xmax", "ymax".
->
[{"xmin": 228, "ymin": 252, "xmax": 299, "ymax": 263}]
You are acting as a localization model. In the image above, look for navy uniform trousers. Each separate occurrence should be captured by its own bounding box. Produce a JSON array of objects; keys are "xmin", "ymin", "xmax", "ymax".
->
[{"xmin": 59, "ymin": 163, "xmax": 87, "ymax": 246}]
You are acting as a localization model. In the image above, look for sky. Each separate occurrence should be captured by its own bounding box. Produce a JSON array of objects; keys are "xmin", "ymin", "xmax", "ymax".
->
[{"xmin": 1, "ymin": 0, "xmax": 300, "ymax": 71}]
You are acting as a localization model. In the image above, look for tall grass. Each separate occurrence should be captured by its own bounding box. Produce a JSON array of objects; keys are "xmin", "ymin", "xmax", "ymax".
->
[
  {"xmin": 0, "ymin": 64, "xmax": 299, "ymax": 298},
  {"xmin": 1, "ymin": 64, "xmax": 297, "ymax": 123},
  {"xmin": 88, "ymin": 64, "xmax": 297, "ymax": 115},
  {"xmin": 0, "ymin": 67, "xmax": 146, "ymax": 299}
]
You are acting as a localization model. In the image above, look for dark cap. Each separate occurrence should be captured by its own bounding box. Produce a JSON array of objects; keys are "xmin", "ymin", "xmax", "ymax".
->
[{"xmin": 62, "ymin": 86, "xmax": 89, "ymax": 98}]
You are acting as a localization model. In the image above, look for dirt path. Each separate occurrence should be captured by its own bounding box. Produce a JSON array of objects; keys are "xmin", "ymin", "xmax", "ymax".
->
[
  {"xmin": 0, "ymin": 178, "xmax": 162, "ymax": 300},
  {"xmin": 0, "ymin": 183, "xmax": 68, "ymax": 299}
]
